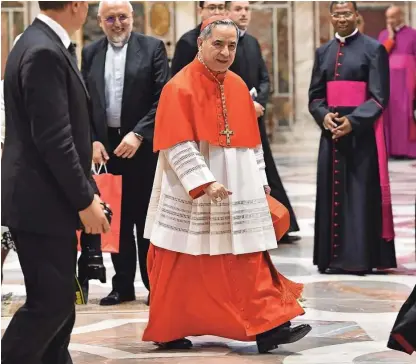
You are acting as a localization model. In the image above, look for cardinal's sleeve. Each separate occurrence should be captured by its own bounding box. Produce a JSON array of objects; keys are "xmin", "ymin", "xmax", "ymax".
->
[
  {"xmin": 347, "ymin": 44, "xmax": 390, "ymax": 135},
  {"xmin": 164, "ymin": 141, "xmax": 216, "ymax": 199},
  {"xmin": 254, "ymin": 144, "xmax": 268, "ymax": 186},
  {"xmin": 308, "ymin": 48, "xmax": 330, "ymax": 130}
]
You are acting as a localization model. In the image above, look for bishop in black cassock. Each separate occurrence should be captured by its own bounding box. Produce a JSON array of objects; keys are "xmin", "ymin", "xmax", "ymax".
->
[
  {"xmin": 171, "ymin": 1, "xmax": 226, "ymax": 77},
  {"xmin": 227, "ymin": 1, "xmax": 300, "ymax": 239},
  {"xmin": 308, "ymin": 1, "xmax": 397, "ymax": 274}
]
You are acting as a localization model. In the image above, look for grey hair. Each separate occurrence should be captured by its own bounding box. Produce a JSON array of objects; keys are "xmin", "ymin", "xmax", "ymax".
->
[
  {"xmin": 98, "ymin": 0, "xmax": 133, "ymax": 16},
  {"xmin": 199, "ymin": 19, "xmax": 239, "ymax": 40}
]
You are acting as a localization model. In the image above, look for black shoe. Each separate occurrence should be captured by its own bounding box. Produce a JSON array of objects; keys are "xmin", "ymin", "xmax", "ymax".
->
[
  {"xmin": 279, "ymin": 234, "xmax": 301, "ymax": 243},
  {"xmin": 256, "ymin": 324, "xmax": 312, "ymax": 353},
  {"xmin": 155, "ymin": 338, "xmax": 193, "ymax": 350},
  {"xmin": 320, "ymin": 267, "xmax": 368, "ymax": 276},
  {"xmin": 99, "ymin": 291, "xmax": 136, "ymax": 306}
]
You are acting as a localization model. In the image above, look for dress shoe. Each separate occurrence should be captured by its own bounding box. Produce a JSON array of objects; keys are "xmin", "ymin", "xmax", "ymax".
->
[
  {"xmin": 279, "ymin": 234, "xmax": 301, "ymax": 243},
  {"xmin": 256, "ymin": 324, "xmax": 312, "ymax": 353},
  {"xmin": 320, "ymin": 267, "xmax": 368, "ymax": 276},
  {"xmin": 99, "ymin": 291, "xmax": 136, "ymax": 306},
  {"xmin": 155, "ymin": 338, "xmax": 193, "ymax": 350}
]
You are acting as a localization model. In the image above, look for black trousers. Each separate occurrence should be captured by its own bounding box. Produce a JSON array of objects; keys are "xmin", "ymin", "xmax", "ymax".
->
[
  {"xmin": 2, "ymin": 229, "xmax": 77, "ymax": 364},
  {"xmin": 258, "ymin": 116, "xmax": 300, "ymax": 233},
  {"xmin": 106, "ymin": 128, "xmax": 157, "ymax": 294}
]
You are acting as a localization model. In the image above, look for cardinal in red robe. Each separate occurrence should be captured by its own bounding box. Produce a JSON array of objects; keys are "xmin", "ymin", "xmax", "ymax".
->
[{"xmin": 141, "ymin": 16, "xmax": 311, "ymax": 353}]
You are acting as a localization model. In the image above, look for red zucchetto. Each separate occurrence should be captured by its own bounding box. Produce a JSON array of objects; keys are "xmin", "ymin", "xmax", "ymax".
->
[{"xmin": 200, "ymin": 15, "xmax": 230, "ymax": 31}]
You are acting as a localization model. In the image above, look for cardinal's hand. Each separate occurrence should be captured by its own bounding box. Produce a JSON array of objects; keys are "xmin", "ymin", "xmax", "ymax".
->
[{"xmin": 204, "ymin": 182, "xmax": 232, "ymax": 204}]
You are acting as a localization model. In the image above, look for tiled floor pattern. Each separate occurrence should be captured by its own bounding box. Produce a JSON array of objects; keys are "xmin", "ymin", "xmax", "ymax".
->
[{"xmin": 2, "ymin": 139, "xmax": 415, "ymax": 363}]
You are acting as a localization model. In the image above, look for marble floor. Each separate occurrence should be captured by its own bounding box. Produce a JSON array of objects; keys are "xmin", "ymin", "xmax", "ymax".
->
[{"xmin": 2, "ymin": 136, "xmax": 415, "ymax": 363}]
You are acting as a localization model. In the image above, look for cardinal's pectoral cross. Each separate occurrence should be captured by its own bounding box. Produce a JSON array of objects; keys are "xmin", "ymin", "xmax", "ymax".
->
[{"xmin": 220, "ymin": 124, "xmax": 234, "ymax": 146}]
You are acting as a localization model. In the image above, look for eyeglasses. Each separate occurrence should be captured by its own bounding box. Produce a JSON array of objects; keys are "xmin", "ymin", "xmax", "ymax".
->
[
  {"xmin": 204, "ymin": 5, "xmax": 225, "ymax": 12},
  {"xmin": 331, "ymin": 12, "xmax": 354, "ymax": 19},
  {"xmin": 104, "ymin": 14, "xmax": 130, "ymax": 24}
]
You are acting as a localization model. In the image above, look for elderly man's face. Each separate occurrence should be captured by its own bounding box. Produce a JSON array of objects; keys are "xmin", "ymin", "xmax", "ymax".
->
[
  {"xmin": 198, "ymin": 25, "xmax": 238, "ymax": 73},
  {"xmin": 386, "ymin": 6, "xmax": 403, "ymax": 29},
  {"xmin": 99, "ymin": 1, "xmax": 133, "ymax": 45}
]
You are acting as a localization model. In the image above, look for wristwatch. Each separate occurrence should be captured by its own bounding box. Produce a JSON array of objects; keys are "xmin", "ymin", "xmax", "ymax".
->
[{"xmin": 134, "ymin": 133, "xmax": 144, "ymax": 141}]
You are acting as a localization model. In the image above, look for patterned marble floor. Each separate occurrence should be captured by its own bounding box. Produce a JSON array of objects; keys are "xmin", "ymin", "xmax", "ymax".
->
[{"xmin": 2, "ymin": 136, "xmax": 415, "ymax": 363}]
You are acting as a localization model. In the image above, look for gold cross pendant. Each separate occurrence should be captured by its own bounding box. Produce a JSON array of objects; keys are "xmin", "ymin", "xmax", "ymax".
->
[{"xmin": 220, "ymin": 124, "xmax": 234, "ymax": 146}]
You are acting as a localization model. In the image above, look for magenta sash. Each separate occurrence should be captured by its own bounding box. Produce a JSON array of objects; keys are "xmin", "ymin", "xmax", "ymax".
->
[{"xmin": 326, "ymin": 81, "xmax": 395, "ymax": 241}]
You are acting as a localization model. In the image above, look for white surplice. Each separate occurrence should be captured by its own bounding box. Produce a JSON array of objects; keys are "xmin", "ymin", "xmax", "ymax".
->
[{"xmin": 144, "ymin": 141, "xmax": 278, "ymax": 256}]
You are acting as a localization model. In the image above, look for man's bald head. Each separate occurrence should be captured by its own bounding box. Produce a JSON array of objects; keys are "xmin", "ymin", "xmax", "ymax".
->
[
  {"xmin": 386, "ymin": 5, "xmax": 404, "ymax": 29},
  {"xmin": 98, "ymin": 0, "xmax": 133, "ymax": 16},
  {"xmin": 98, "ymin": 1, "xmax": 134, "ymax": 46}
]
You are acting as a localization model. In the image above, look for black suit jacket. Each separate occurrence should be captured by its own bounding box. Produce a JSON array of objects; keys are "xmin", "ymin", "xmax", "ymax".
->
[
  {"xmin": 81, "ymin": 32, "xmax": 169, "ymax": 150},
  {"xmin": 1, "ymin": 19, "xmax": 95, "ymax": 237},
  {"xmin": 229, "ymin": 33, "xmax": 270, "ymax": 107},
  {"xmin": 170, "ymin": 24, "xmax": 201, "ymax": 77}
]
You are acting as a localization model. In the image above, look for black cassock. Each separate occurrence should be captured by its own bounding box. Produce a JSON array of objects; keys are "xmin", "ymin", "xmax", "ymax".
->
[
  {"xmin": 170, "ymin": 24, "xmax": 200, "ymax": 77},
  {"xmin": 230, "ymin": 33, "xmax": 300, "ymax": 234},
  {"xmin": 388, "ymin": 284, "xmax": 416, "ymax": 355},
  {"xmin": 308, "ymin": 31, "xmax": 397, "ymax": 272}
]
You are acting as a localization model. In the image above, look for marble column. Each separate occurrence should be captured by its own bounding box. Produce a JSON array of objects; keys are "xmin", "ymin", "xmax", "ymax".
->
[
  {"xmin": 174, "ymin": 1, "xmax": 197, "ymax": 42},
  {"xmin": 293, "ymin": 2, "xmax": 319, "ymax": 141}
]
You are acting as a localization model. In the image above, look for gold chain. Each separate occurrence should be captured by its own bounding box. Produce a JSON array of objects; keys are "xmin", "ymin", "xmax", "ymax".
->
[{"xmin": 197, "ymin": 54, "xmax": 234, "ymax": 145}]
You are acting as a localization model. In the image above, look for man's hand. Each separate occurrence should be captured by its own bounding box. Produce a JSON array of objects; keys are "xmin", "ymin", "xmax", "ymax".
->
[
  {"xmin": 79, "ymin": 195, "xmax": 110, "ymax": 234},
  {"xmin": 253, "ymin": 101, "xmax": 265, "ymax": 118},
  {"xmin": 323, "ymin": 112, "xmax": 338, "ymax": 131},
  {"xmin": 264, "ymin": 185, "xmax": 271, "ymax": 195},
  {"xmin": 204, "ymin": 182, "xmax": 232, "ymax": 203},
  {"xmin": 332, "ymin": 116, "xmax": 352, "ymax": 139},
  {"xmin": 114, "ymin": 132, "xmax": 142, "ymax": 159},
  {"xmin": 387, "ymin": 24, "xmax": 395, "ymax": 39},
  {"xmin": 93, "ymin": 141, "xmax": 109, "ymax": 164}
]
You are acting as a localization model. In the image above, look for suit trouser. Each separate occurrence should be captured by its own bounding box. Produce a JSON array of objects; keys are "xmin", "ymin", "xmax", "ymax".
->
[
  {"xmin": 1, "ymin": 229, "xmax": 77, "ymax": 364},
  {"xmin": 107, "ymin": 128, "xmax": 157, "ymax": 293}
]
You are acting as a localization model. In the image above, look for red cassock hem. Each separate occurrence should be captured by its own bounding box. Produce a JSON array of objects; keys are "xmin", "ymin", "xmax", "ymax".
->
[{"xmin": 142, "ymin": 244, "xmax": 305, "ymax": 343}]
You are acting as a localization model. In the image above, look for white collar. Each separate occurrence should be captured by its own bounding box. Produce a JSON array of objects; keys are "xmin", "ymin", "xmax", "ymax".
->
[
  {"xmin": 395, "ymin": 24, "xmax": 405, "ymax": 32},
  {"xmin": 239, "ymin": 29, "xmax": 246, "ymax": 37},
  {"xmin": 37, "ymin": 13, "xmax": 71, "ymax": 48},
  {"xmin": 335, "ymin": 28, "xmax": 358, "ymax": 43}
]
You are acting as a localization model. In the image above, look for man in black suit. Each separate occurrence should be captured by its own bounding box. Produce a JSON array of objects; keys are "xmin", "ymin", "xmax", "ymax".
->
[
  {"xmin": 170, "ymin": 1, "xmax": 226, "ymax": 76},
  {"xmin": 226, "ymin": 1, "xmax": 300, "ymax": 241},
  {"xmin": 81, "ymin": 0, "xmax": 169, "ymax": 306},
  {"xmin": 1, "ymin": 2, "xmax": 110, "ymax": 363}
]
